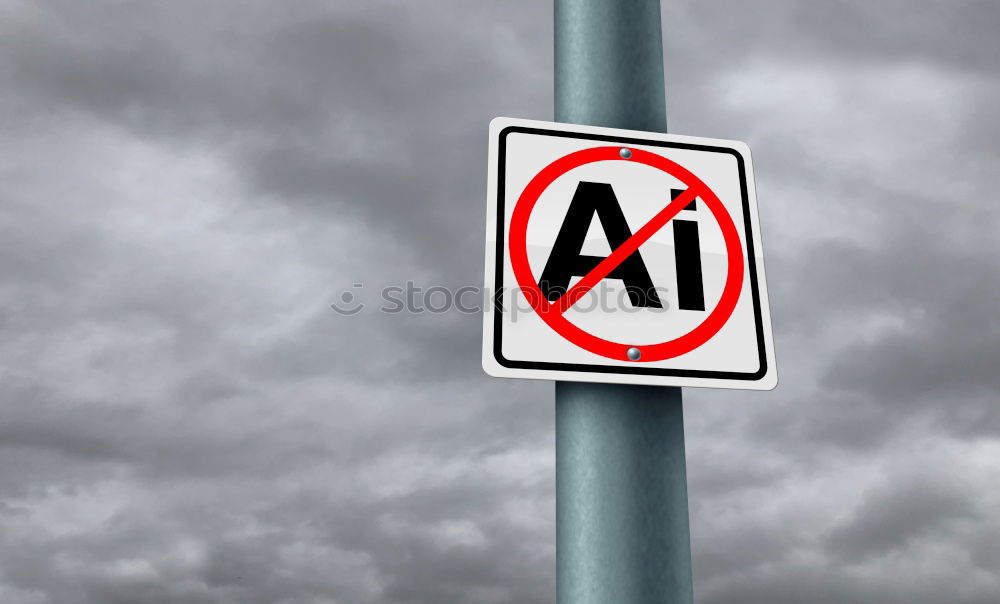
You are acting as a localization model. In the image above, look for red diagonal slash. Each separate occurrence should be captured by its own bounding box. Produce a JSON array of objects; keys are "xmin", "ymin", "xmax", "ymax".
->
[{"xmin": 554, "ymin": 185, "xmax": 703, "ymax": 313}]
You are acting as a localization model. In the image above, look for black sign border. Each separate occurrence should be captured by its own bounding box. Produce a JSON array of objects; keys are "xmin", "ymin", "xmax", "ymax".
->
[{"xmin": 493, "ymin": 125, "xmax": 768, "ymax": 381}]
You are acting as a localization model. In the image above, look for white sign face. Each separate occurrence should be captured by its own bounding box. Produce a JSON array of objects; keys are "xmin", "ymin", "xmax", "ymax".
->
[{"xmin": 482, "ymin": 117, "xmax": 777, "ymax": 390}]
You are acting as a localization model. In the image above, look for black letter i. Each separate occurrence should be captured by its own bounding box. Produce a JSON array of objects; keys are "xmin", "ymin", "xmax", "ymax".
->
[{"xmin": 672, "ymin": 189, "xmax": 706, "ymax": 311}]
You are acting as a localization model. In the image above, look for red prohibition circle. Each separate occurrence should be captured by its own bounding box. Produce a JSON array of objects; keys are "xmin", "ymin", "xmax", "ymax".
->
[{"xmin": 508, "ymin": 146, "xmax": 744, "ymax": 362}]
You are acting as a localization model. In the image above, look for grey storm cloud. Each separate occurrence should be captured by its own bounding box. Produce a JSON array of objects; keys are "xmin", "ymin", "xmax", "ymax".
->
[{"xmin": 1, "ymin": 1, "xmax": 999, "ymax": 603}]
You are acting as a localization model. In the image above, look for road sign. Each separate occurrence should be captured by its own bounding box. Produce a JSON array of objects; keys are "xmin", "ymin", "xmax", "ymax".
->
[{"xmin": 482, "ymin": 117, "xmax": 777, "ymax": 390}]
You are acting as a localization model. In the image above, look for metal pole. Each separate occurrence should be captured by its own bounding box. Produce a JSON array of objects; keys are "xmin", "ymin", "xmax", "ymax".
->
[{"xmin": 554, "ymin": 2, "xmax": 694, "ymax": 603}]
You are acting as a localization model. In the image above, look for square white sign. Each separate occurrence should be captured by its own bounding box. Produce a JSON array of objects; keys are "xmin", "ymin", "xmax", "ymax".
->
[{"xmin": 483, "ymin": 117, "xmax": 777, "ymax": 390}]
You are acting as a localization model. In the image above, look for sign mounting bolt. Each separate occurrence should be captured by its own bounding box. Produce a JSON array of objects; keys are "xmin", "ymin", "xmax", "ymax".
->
[
  {"xmin": 627, "ymin": 347, "xmax": 641, "ymax": 361},
  {"xmin": 619, "ymin": 148, "xmax": 632, "ymax": 159}
]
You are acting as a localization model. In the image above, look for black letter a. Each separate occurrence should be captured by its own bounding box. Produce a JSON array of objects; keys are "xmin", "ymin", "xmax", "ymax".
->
[{"xmin": 539, "ymin": 182, "xmax": 661, "ymax": 307}]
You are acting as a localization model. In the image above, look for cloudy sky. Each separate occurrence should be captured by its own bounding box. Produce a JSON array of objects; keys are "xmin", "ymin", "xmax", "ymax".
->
[{"xmin": 1, "ymin": 1, "xmax": 999, "ymax": 602}]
